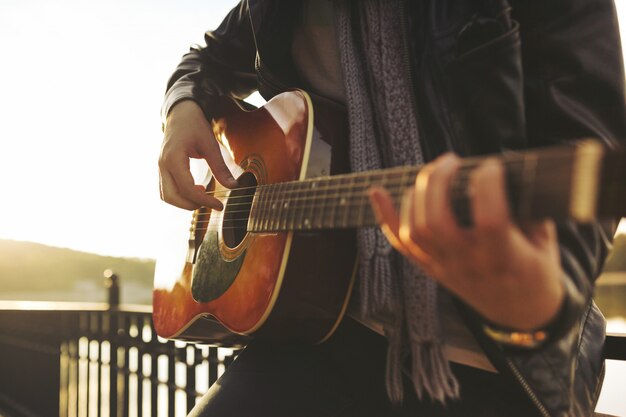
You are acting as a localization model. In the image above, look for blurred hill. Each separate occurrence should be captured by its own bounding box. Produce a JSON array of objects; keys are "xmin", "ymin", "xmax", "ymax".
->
[
  {"xmin": 0, "ymin": 233, "xmax": 622, "ymax": 305},
  {"xmin": 0, "ymin": 239, "xmax": 155, "ymax": 304}
]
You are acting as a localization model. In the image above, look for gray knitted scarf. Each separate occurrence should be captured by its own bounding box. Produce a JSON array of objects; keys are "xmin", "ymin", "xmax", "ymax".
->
[{"xmin": 334, "ymin": 0, "xmax": 460, "ymax": 403}]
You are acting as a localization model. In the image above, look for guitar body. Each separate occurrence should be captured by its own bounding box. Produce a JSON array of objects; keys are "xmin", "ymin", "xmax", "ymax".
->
[{"xmin": 153, "ymin": 90, "xmax": 357, "ymax": 346}]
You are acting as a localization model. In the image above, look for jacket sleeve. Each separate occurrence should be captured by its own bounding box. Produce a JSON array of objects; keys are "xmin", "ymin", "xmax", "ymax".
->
[
  {"xmin": 511, "ymin": 0, "xmax": 626, "ymax": 338},
  {"xmin": 161, "ymin": 1, "xmax": 258, "ymax": 124}
]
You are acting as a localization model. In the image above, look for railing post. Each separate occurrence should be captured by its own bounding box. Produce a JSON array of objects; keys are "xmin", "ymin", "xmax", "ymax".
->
[{"xmin": 104, "ymin": 269, "xmax": 120, "ymax": 308}]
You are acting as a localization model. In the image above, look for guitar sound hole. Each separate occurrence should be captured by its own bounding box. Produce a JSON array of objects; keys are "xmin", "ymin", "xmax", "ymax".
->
[{"xmin": 222, "ymin": 171, "xmax": 257, "ymax": 249}]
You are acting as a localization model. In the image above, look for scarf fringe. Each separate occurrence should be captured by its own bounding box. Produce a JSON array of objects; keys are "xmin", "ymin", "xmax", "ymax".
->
[
  {"xmin": 410, "ymin": 343, "xmax": 460, "ymax": 403},
  {"xmin": 384, "ymin": 321, "xmax": 405, "ymax": 404}
]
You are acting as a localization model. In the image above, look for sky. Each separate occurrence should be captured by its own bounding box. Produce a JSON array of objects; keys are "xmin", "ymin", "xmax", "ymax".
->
[
  {"xmin": 0, "ymin": 0, "xmax": 240, "ymax": 258},
  {"xmin": 0, "ymin": 0, "xmax": 625, "ymax": 259}
]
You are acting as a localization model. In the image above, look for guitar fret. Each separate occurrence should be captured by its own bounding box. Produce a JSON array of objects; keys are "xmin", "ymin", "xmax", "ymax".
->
[
  {"xmin": 339, "ymin": 177, "xmax": 354, "ymax": 227},
  {"xmin": 400, "ymin": 168, "xmax": 413, "ymax": 208},
  {"xmin": 282, "ymin": 182, "xmax": 292, "ymax": 231},
  {"xmin": 250, "ymin": 189, "xmax": 260, "ymax": 232},
  {"xmin": 295, "ymin": 183, "xmax": 302, "ymax": 229},
  {"xmin": 265, "ymin": 184, "xmax": 276, "ymax": 231},
  {"xmin": 262, "ymin": 185, "xmax": 272, "ymax": 232},
  {"xmin": 355, "ymin": 175, "xmax": 368, "ymax": 228},
  {"xmin": 327, "ymin": 178, "xmax": 336, "ymax": 228},
  {"xmin": 304, "ymin": 182, "xmax": 312, "ymax": 230},
  {"xmin": 293, "ymin": 182, "xmax": 302, "ymax": 230},
  {"xmin": 285, "ymin": 182, "xmax": 294, "ymax": 231},
  {"xmin": 271, "ymin": 183, "xmax": 278, "ymax": 231},
  {"xmin": 318, "ymin": 179, "xmax": 328, "ymax": 229},
  {"xmin": 258, "ymin": 185, "xmax": 266, "ymax": 232}
]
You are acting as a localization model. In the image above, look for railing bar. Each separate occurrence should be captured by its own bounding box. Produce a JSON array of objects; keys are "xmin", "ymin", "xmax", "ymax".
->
[
  {"xmin": 168, "ymin": 349, "xmax": 176, "ymax": 417},
  {"xmin": 208, "ymin": 348, "xmax": 218, "ymax": 387},
  {"xmin": 74, "ymin": 339, "xmax": 80, "ymax": 417},
  {"xmin": 186, "ymin": 346, "xmax": 196, "ymax": 414},
  {"xmin": 83, "ymin": 334, "xmax": 91, "ymax": 417},
  {"xmin": 151, "ymin": 353, "xmax": 158, "ymax": 417},
  {"xmin": 137, "ymin": 348, "xmax": 144, "ymax": 417},
  {"xmin": 97, "ymin": 339, "xmax": 102, "ymax": 417},
  {"xmin": 124, "ymin": 346, "xmax": 131, "ymax": 417},
  {"xmin": 110, "ymin": 314, "xmax": 119, "ymax": 417},
  {"xmin": 60, "ymin": 341, "xmax": 70, "ymax": 417}
]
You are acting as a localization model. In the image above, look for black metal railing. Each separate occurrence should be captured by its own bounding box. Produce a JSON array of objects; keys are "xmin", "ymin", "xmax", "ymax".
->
[
  {"xmin": 0, "ymin": 301, "xmax": 237, "ymax": 417},
  {"xmin": 1, "ymin": 270, "xmax": 625, "ymax": 417}
]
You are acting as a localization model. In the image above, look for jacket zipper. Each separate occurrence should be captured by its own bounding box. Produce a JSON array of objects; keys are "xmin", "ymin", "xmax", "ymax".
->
[
  {"xmin": 399, "ymin": 0, "xmax": 422, "ymax": 155},
  {"xmin": 505, "ymin": 358, "xmax": 551, "ymax": 417},
  {"xmin": 400, "ymin": 0, "xmax": 455, "ymax": 161}
]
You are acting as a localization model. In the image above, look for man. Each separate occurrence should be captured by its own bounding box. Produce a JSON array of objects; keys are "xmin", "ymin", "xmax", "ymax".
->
[{"xmin": 158, "ymin": 1, "xmax": 626, "ymax": 416}]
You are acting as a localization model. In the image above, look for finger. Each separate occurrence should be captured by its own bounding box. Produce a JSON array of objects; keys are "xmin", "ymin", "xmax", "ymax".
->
[
  {"xmin": 470, "ymin": 158, "xmax": 512, "ymax": 245},
  {"xmin": 197, "ymin": 130, "xmax": 238, "ymax": 189},
  {"xmin": 521, "ymin": 219, "xmax": 558, "ymax": 252},
  {"xmin": 416, "ymin": 153, "xmax": 464, "ymax": 254},
  {"xmin": 163, "ymin": 152, "xmax": 224, "ymax": 210},
  {"xmin": 159, "ymin": 170, "xmax": 207, "ymax": 211},
  {"xmin": 398, "ymin": 188, "xmax": 432, "ymax": 265},
  {"xmin": 368, "ymin": 186, "xmax": 406, "ymax": 253}
]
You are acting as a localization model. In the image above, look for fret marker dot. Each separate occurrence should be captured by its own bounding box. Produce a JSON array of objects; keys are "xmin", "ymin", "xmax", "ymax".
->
[
  {"xmin": 284, "ymin": 201, "xmax": 289, "ymax": 208},
  {"xmin": 304, "ymin": 219, "xmax": 311, "ymax": 228},
  {"xmin": 272, "ymin": 203, "xmax": 277, "ymax": 209},
  {"xmin": 311, "ymin": 182, "xmax": 317, "ymax": 188},
  {"xmin": 340, "ymin": 197, "xmax": 347, "ymax": 205}
]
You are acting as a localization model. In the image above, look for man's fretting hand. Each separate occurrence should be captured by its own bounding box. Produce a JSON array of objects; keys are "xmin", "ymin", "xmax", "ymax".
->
[
  {"xmin": 159, "ymin": 100, "xmax": 238, "ymax": 211},
  {"xmin": 369, "ymin": 153, "xmax": 565, "ymax": 331}
]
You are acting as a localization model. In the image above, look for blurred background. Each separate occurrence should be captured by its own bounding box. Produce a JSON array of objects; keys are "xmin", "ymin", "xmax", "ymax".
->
[{"xmin": 0, "ymin": 0, "xmax": 625, "ymax": 415}]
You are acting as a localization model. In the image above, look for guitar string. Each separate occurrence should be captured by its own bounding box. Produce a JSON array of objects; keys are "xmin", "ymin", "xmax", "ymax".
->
[
  {"xmin": 198, "ymin": 151, "xmax": 579, "ymax": 199},
  {"xmin": 199, "ymin": 158, "xmax": 560, "ymax": 204},
  {"xmin": 188, "ymin": 149, "xmax": 589, "ymax": 232},
  {"xmin": 200, "ymin": 180, "xmax": 414, "ymax": 208},
  {"xmin": 200, "ymin": 162, "xmax": 497, "ymax": 199},
  {"xmin": 194, "ymin": 187, "xmax": 394, "ymax": 220},
  {"xmin": 200, "ymin": 168, "xmax": 480, "ymax": 206},
  {"xmin": 190, "ymin": 184, "xmax": 461, "ymax": 232},
  {"xmin": 192, "ymin": 190, "xmax": 404, "ymax": 230},
  {"xmin": 196, "ymin": 182, "xmax": 415, "ymax": 216},
  {"xmin": 202, "ymin": 172, "xmax": 418, "ymax": 200},
  {"xmin": 194, "ymin": 168, "xmax": 517, "ymax": 210},
  {"xmin": 191, "ymin": 207, "xmax": 380, "ymax": 233},
  {"xmin": 190, "ymin": 166, "xmax": 566, "ymax": 229},
  {"xmin": 191, "ymin": 172, "xmax": 580, "ymax": 231},
  {"xmin": 190, "ymin": 180, "xmax": 489, "ymax": 233}
]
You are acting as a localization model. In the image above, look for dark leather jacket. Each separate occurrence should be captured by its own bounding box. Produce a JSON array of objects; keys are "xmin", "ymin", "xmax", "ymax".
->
[{"xmin": 162, "ymin": 1, "xmax": 626, "ymax": 416}]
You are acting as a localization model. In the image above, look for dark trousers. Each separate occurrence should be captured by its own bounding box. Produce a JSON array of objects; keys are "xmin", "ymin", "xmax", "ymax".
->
[{"xmin": 189, "ymin": 318, "xmax": 539, "ymax": 417}]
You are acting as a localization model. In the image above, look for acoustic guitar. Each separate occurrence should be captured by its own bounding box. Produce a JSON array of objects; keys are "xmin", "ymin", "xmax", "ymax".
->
[{"xmin": 152, "ymin": 90, "xmax": 625, "ymax": 347}]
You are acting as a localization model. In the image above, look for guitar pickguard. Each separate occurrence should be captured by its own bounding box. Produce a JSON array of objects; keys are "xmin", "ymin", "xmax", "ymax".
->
[{"xmin": 191, "ymin": 232, "xmax": 245, "ymax": 303}]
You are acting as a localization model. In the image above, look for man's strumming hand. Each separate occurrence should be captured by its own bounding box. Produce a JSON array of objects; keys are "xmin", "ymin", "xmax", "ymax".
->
[{"xmin": 159, "ymin": 100, "xmax": 237, "ymax": 211}]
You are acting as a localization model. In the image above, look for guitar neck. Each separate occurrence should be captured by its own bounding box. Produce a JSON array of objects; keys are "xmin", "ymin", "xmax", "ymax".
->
[
  {"xmin": 248, "ymin": 166, "xmax": 416, "ymax": 232},
  {"xmin": 247, "ymin": 141, "xmax": 625, "ymax": 232}
]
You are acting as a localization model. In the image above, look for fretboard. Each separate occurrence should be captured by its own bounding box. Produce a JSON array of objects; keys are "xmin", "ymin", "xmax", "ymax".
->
[
  {"xmin": 245, "ymin": 141, "xmax": 624, "ymax": 233},
  {"xmin": 248, "ymin": 166, "xmax": 417, "ymax": 232}
]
